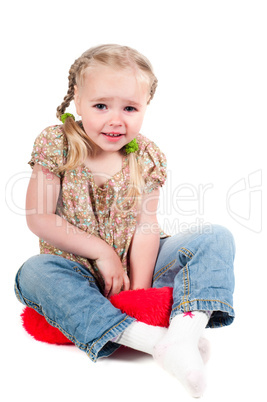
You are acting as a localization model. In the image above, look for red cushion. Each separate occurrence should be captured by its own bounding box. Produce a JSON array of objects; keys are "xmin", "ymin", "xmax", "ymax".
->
[
  {"xmin": 21, "ymin": 306, "xmax": 73, "ymax": 345},
  {"xmin": 21, "ymin": 287, "xmax": 173, "ymax": 345}
]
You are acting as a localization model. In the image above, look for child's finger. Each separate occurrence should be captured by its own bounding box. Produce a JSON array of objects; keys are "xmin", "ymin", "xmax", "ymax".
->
[
  {"xmin": 104, "ymin": 279, "xmax": 112, "ymax": 298},
  {"xmin": 123, "ymin": 273, "xmax": 130, "ymax": 291},
  {"xmin": 109, "ymin": 277, "xmax": 124, "ymax": 298}
]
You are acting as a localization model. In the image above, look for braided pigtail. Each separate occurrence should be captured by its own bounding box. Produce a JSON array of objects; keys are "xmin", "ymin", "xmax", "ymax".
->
[
  {"xmin": 56, "ymin": 74, "xmax": 75, "ymax": 120},
  {"xmin": 56, "ymin": 56, "xmax": 87, "ymax": 120},
  {"xmin": 56, "ymin": 57, "xmax": 98, "ymax": 173}
]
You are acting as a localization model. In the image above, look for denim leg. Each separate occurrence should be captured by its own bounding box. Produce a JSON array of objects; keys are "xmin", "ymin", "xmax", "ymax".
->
[
  {"xmin": 152, "ymin": 225, "xmax": 235, "ymax": 328},
  {"xmin": 14, "ymin": 254, "xmax": 134, "ymax": 361}
]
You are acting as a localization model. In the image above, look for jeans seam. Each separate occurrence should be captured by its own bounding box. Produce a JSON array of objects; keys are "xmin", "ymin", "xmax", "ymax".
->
[
  {"xmin": 20, "ymin": 294, "xmax": 88, "ymax": 349},
  {"xmin": 15, "ymin": 268, "xmax": 34, "ymax": 306},
  {"xmin": 72, "ymin": 265, "xmax": 96, "ymax": 283},
  {"xmin": 15, "ymin": 282, "xmax": 23, "ymax": 303},
  {"xmin": 87, "ymin": 315, "xmax": 130, "ymax": 358},
  {"xmin": 179, "ymin": 247, "xmax": 194, "ymax": 259},
  {"xmin": 172, "ymin": 298, "xmax": 234, "ymax": 312},
  {"xmin": 179, "ymin": 248, "xmax": 194, "ymax": 313},
  {"xmin": 152, "ymin": 259, "xmax": 176, "ymax": 283},
  {"xmin": 21, "ymin": 295, "xmax": 40, "ymax": 310},
  {"xmin": 43, "ymin": 312, "xmax": 87, "ymax": 348},
  {"xmin": 183, "ymin": 264, "xmax": 190, "ymax": 312}
]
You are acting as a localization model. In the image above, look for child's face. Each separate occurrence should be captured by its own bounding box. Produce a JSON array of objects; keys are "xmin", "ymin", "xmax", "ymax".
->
[{"xmin": 74, "ymin": 64, "xmax": 150, "ymax": 156}]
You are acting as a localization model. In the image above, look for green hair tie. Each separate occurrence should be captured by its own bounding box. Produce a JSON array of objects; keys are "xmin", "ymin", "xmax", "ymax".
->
[
  {"xmin": 60, "ymin": 113, "xmax": 75, "ymax": 124},
  {"xmin": 125, "ymin": 138, "xmax": 139, "ymax": 154}
]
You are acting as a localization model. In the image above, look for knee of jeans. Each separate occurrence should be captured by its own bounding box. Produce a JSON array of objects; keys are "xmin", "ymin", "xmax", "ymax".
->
[
  {"xmin": 212, "ymin": 224, "xmax": 235, "ymax": 245},
  {"xmin": 18, "ymin": 254, "xmax": 39, "ymax": 282},
  {"xmin": 209, "ymin": 224, "xmax": 236, "ymax": 256},
  {"xmin": 17, "ymin": 255, "xmax": 51, "ymax": 298}
]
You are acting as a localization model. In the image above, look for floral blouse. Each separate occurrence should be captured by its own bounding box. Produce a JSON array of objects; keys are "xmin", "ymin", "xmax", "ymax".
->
[{"xmin": 29, "ymin": 124, "xmax": 168, "ymax": 286}]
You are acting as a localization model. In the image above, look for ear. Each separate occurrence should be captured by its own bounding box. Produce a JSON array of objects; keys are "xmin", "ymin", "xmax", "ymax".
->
[{"xmin": 74, "ymin": 85, "xmax": 82, "ymax": 116}]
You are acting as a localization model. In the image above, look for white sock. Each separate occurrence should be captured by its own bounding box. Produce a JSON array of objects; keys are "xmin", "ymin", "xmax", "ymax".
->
[
  {"xmin": 153, "ymin": 311, "xmax": 211, "ymax": 398},
  {"xmin": 114, "ymin": 321, "xmax": 167, "ymax": 355},
  {"xmin": 198, "ymin": 337, "xmax": 211, "ymax": 365},
  {"xmin": 113, "ymin": 320, "xmax": 211, "ymax": 364}
]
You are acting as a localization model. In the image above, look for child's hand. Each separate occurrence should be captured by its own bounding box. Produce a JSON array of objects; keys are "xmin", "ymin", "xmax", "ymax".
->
[{"xmin": 95, "ymin": 250, "xmax": 130, "ymax": 298}]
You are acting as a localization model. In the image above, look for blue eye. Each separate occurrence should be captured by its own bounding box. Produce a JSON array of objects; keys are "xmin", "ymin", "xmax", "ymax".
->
[
  {"xmin": 125, "ymin": 106, "xmax": 137, "ymax": 112},
  {"xmin": 94, "ymin": 104, "xmax": 107, "ymax": 110}
]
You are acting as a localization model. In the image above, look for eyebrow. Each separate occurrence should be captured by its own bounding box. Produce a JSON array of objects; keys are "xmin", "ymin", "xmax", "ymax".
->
[{"xmin": 90, "ymin": 97, "xmax": 142, "ymax": 107}]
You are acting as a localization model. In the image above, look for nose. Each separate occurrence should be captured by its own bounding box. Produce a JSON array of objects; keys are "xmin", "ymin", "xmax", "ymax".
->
[{"xmin": 108, "ymin": 110, "xmax": 123, "ymax": 126}]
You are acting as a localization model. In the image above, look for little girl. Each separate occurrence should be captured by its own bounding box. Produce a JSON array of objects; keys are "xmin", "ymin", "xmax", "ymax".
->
[{"xmin": 15, "ymin": 44, "xmax": 235, "ymax": 398}]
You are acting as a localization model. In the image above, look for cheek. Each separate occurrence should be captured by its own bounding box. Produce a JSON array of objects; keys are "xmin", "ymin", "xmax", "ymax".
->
[
  {"xmin": 132, "ymin": 114, "xmax": 146, "ymax": 130},
  {"xmin": 82, "ymin": 115, "xmax": 103, "ymax": 134},
  {"xmin": 127, "ymin": 120, "xmax": 144, "ymax": 137}
]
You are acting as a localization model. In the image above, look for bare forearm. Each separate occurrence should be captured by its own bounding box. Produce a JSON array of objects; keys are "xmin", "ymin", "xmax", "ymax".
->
[
  {"xmin": 129, "ymin": 225, "xmax": 160, "ymax": 290},
  {"xmin": 27, "ymin": 213, "xmax": 111, "ymax": 260}
]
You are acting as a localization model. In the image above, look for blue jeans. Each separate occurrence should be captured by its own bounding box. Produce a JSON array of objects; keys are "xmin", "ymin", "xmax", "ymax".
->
[{"xmin": 14, "ymin": 224, "xmax": 235, "ymax": 361}]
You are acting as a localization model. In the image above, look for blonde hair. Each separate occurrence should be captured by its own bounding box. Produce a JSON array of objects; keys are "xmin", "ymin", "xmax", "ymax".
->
[{"xmin": 56, "ymin": 44, "xmax": 158, "ymax": 210}]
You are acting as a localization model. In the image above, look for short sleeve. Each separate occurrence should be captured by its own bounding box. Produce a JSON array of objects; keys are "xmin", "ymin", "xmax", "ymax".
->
[
  {"xmin": 137, "ymin": 135, "xmax": 167, "ymax": 194},
  {"xmin": 28, "ymin": 125, "xmax": 67, "ymax": 177}
]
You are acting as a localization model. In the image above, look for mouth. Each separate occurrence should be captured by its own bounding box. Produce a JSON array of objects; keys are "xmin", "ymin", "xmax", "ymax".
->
[
  {"xmin": 102, "ymin": 132, "xmax": 124, "ymax": 137},
  {"xmin": 101, "ymin": 132, "xmax": 125, "ymax": 142}
]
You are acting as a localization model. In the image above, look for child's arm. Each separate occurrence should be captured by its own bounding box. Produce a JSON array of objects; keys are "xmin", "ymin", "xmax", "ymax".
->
[
  {"xmin": 129, "ymin": 188, "xmax": 161, "ymax": 290},
  {"xmin": 26, "ymin": 164, "xmax": 130, "ymax": 297}
]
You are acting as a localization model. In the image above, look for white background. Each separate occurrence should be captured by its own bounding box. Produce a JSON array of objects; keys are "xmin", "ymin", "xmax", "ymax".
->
[{"xmin": 1, "ymin": 1, "xmax": 266, "ymax": 401}]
